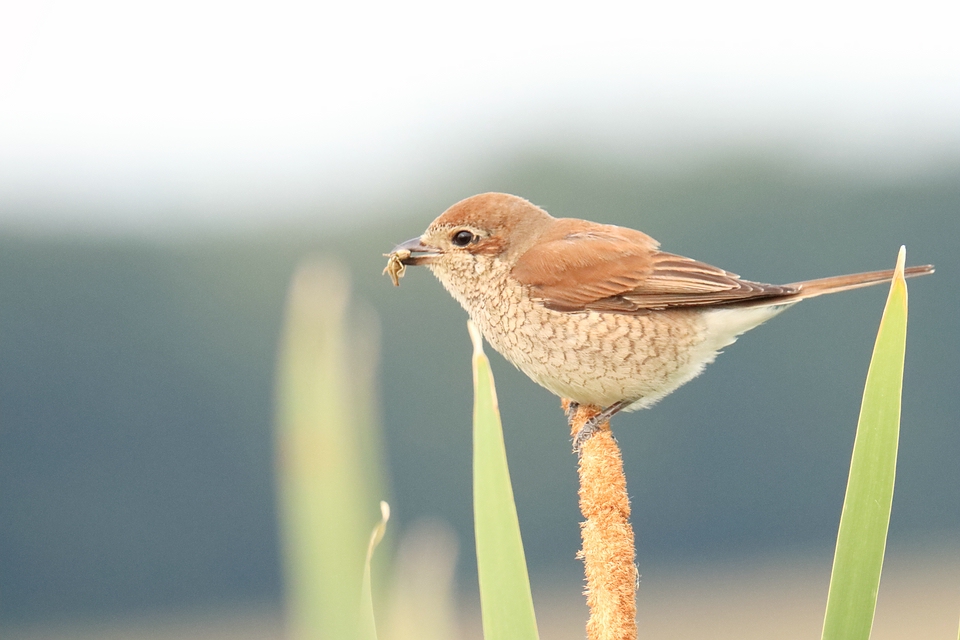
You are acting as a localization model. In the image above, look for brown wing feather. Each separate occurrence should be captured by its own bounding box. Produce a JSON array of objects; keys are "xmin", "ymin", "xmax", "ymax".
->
[
  {"xmin": 509, "ymin": 222, "xmax": 657, "ymax": 311},
  {"xmin": 511, "ymin": 220, "xmax": 796, "ymax": 312}
]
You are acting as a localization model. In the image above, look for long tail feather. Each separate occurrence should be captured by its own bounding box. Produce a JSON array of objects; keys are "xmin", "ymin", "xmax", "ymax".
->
[{"xmin": 783, "ymin": 264, "xmax": 935, "ymax": 301}]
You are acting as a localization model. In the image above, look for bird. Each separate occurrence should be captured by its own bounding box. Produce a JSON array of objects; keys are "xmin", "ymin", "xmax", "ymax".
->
[{"xmin": 385, "ymin": 192, "xmax": 934, "ymax": 448}]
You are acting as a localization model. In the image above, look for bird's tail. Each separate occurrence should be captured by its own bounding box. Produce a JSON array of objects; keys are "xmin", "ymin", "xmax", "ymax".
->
[{"xmin": 782, "ymin": 264, "xmax": 935, "ymax": 301}]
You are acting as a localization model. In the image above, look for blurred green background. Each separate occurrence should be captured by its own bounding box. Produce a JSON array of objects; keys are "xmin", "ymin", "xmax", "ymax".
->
[
  {"xmin": 3, "ymin": 1, "xmax": 960, "ymax": 637},
  {"xmin": 2, "ymin": 151, "xmax": 957, "ymax": 632}
]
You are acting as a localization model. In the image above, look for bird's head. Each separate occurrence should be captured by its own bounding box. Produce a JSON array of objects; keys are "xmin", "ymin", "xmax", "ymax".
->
[{"xmin": 390, "ymin": 193, "xmax": 554, "ymax": 282}]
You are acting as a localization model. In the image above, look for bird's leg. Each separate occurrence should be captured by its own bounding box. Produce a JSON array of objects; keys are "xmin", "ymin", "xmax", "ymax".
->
[
  {"xmin": 592, "ymin": 399, "xmax": 632, "ymax": 426},
  {"xmin": 563, "ymin": 399, "xmax": 589, "ymax": 450},
  {"xmin": 571, "ymin": 399, "xmax": 632, "ymax": 453}
]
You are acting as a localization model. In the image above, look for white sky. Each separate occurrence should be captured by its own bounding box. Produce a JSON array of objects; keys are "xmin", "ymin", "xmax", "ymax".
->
[{"xmin": 1, "ymin": 0, "xmax": 959, "ymax": 231}]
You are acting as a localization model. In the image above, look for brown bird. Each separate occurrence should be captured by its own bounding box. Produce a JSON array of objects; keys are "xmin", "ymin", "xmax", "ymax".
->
[{"xmin": 387, "ymin": 193, "xmax": 933, "ymax": 447}]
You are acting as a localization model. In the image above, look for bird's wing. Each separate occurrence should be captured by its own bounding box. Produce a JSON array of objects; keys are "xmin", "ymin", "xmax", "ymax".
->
[{"xmin": 511, "ymin": 222, "xmax": 796, "ymax": 312}]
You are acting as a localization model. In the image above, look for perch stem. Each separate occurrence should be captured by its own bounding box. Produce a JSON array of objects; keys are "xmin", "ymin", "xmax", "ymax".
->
[{"xmin": 564, "ymin": 400, "xmax": 638, "ymax": 640}]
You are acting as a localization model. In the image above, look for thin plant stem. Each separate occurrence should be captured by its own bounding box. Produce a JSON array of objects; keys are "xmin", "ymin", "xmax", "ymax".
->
[{"xmin": 566, "ymin": 401, "xmax": 638, "ymax": 640}]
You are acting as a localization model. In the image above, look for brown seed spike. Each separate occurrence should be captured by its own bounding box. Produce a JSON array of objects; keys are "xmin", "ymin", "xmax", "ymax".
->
[{"xmin": 567, "ymin": 401, "xmax": 637, "ymax": 640}]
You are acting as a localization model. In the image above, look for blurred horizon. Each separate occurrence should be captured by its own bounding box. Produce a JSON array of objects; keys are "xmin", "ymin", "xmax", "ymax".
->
[
  {"xmin": 3, "ymin": 1, "xmax": 960, "ymax": 233},
  {"xmin": 3, "ymin": 144, "xmax": 960, "ymax": 237}
]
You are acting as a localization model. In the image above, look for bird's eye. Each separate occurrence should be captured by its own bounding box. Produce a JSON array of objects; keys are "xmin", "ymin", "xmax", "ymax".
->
[{"xmin": 451, "ymin": 230, "xmax": 475, "ymax": 246}]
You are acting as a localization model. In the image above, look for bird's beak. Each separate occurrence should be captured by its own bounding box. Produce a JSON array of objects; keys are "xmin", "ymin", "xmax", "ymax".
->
[{"xmin": 391, "ymin": 236, "xmax": 442, "ymax": 265}]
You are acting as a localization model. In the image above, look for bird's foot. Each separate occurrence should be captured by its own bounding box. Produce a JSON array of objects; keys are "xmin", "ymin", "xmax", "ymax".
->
[
  {"xmin": 572, "ymin": 416, "xmax": 601, "ymax": 453},
  {"xmin": 569, "ymin": 399, "xmax": 631, "ymax": 455}
]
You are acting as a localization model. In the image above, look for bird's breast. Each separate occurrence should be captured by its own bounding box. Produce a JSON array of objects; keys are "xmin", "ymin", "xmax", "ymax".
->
[{"xmin": 462, "ymin": 275, "xmax": 722, "ymax": 409}]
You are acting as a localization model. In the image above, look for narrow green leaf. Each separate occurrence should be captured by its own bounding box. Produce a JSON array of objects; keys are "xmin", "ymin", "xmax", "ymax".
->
[
  {"xmin": 275, "ymin": 263, "xmax": 382, "ymax": 640},
  {"xmin": 469, "ymin": 321, "xmax": 541, "ymax": 640},
  {"xmin": 360, "ymin": 501, "xmax": 391, "ymax": 640},
  {"xmin": 822, "ymin": 247, "xmax": 909, "ymax": 640}
]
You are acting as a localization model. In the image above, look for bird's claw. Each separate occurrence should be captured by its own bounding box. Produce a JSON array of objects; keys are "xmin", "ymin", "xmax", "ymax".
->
[
  {"xmin": 572, "ymin": 416, "xmax": 600, "ymax": 454},
  {"xmin": 569, "ymin": 399, "xmax": 631, "ymax": 454}
]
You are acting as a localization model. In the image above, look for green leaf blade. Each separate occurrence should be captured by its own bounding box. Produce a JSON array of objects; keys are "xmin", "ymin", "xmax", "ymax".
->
[
  {"xmin": 469, "ymin": 321, "xmax": 540, "ymax": 640},
  {"xmin": 822, "ymin": 247, "xmax": 909, "ymax": 640},
  {"xmin": 275, "ymin": 263, "xmax": 383, "ymax": 640},
  {"xmin": 360, "ymin": 501, "xmax": 390, "ymax": 640}
]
